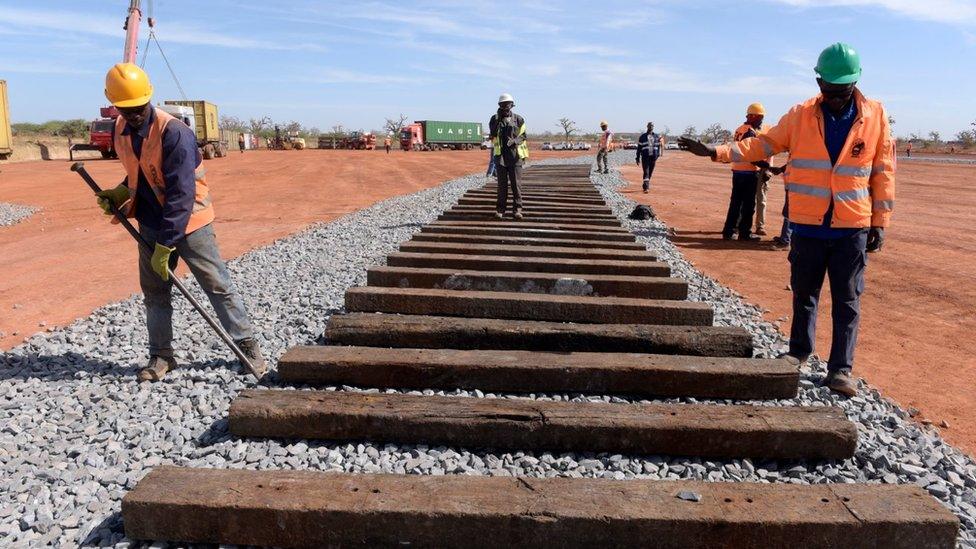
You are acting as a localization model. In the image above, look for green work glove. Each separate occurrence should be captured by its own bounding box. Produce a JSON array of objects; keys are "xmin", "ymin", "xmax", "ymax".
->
[
  {"xmin": 95, "ymin": 184, "xmax": 130, "ymax": 215},
  {"xmin": 151, "ymin": 243, "xmax": 176, "ymax": 281}
]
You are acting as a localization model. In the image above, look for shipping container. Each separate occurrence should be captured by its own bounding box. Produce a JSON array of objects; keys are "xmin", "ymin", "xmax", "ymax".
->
[
  {"xmin": 163, "ymin": 100, "xmax": 220, "ymax": 143},
  {"xmin": 162, "ymin": 100, "xmax": 226, "ymax": 158},
  {"xmin": 400, "ymin": 120, "xmax": 482, "ymax": 151},
  {"xmin": 0, "ymin": 80, "xmax": 11, "ymax": 159}
]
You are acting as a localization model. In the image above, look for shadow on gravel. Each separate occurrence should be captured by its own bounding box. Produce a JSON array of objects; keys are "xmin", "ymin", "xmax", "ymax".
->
[
  {"xmin": 79, "ymin": 512, "xmax": 123, "ymax": 547},
  {"xmin": 380, "ymin": 222, "xmax": 424, "ymax": 230},
  {"xmin": 0, "ymin": 352, "xmax": 240, "ymax": 383}
]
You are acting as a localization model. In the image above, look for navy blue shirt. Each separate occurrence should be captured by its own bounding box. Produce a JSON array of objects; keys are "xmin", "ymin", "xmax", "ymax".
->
[
  {"xmin": 122, "ymin": 106, "xmax": 202, "ymax": 247},
  {"xmin": 792, "ymin": 100, "xmax": 861, "ymax": 239},
  {"xmin": 637, "ymin": 132, "xmax": 661, "ymax": 161}
]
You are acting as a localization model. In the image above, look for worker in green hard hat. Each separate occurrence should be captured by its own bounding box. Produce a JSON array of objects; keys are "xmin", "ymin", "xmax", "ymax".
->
[{"xmin": 679, "ymin": 43, "xmax": 896, "ymax": 398}]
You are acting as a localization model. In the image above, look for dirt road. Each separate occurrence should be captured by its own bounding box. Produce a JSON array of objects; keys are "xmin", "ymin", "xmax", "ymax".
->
[
  {"xmin": 0, "ymin": 149, "xmax": 578, "ymax": 351},
  {"xmin": 622, "ymin": 152, "xmax": 976, "ymax": 454}
]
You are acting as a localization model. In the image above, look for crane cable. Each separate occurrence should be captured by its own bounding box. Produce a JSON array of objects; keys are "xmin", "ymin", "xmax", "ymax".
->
[{"xmin": 138, "ymin": 0, "xmax": 189, "ymax": 101}]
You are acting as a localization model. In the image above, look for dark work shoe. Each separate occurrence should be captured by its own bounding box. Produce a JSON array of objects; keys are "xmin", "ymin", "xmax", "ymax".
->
[
  {"xmin": 642, "ymin": 180, "xmax": 649, "ymax": 193},
  {"xmin": 825, "ymin": 369, "xmax": 858, "ymax": 397},
  {"xmin": 236, "ymin": 338, "xmax": 268, "ymax": 378},
  {"xmin": 772, "ymin": 236, "xmax": 790, "ymax": 248},
  {"xmin": 738, "ymin": 234, "xmax": 761, "ymax": 242},
  {"xmin": 138, "ymin": 356, "xmax": 178, "ymax": 382},
  {"xmin": 722, "ymin": 233, "xmax": 734, "ymax": 241}
]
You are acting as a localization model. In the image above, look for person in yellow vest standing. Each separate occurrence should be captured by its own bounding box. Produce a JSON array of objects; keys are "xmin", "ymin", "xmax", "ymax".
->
[
  {"xmin": 595, "ymin": 121, "xmax": 613, "ymax": 174},
  {"xmin": 94, "ymin": 63, "xmax": 267, "ymax": 382},
  {"xmin": 489, "ymin": 93, "xmax": 529, "ymax": 219},
  {"xmin": 680, "ymin": 43, "xmax": 894, "ymax": 397}
]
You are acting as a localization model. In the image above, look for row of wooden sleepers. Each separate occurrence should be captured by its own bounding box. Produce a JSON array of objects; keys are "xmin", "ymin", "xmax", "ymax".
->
[{"xmin": 121, "ymin": 165, "xmax": 958, "ymax": 548}]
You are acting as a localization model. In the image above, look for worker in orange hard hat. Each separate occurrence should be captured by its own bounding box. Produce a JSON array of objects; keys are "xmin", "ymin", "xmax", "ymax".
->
[
  {"xmin": 96, "ymin": 63, "xmax": 266, "ymax": 382},
  {"xmin": 720, "ymin": 102, "xmax": 776, "ymax": 242},
  {"xmin": 680, "ymin": 43, "xmax": 895, "ymax": 397}
]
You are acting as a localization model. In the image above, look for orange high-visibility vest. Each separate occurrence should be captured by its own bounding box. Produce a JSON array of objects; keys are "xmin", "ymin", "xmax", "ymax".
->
[
  {"xmin": 714, "ymin": 89, "xmax": 895, "ymax": 228},
  {"xmin": 731, "ymin": 123, "xmax": 768, "ymax": 172},
  {"xmin": 114, "ymin": 108, "xmax": 215, "ymax": 236}
]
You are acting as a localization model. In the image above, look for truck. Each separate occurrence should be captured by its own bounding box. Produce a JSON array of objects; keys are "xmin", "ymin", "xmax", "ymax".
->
[
  {"xmin": 0, "ymin": 80, "xmax": 12, "ymax": 160},
  {"xmin": 162, "ymin": 100, "xmax": 227, "ymax": 159},
  {"xmin": 341, "ymin": 131, "xmax": 376, "ymax": 150},
  {"xmin": 400, "ymin": 120, "xmax": 482, "ymax": 151}
]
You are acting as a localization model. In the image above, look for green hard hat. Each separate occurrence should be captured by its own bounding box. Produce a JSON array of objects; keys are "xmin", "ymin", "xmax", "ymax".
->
[{"xmin": 815, "ymin": 42, "xmax": 862, "ymax": 84}]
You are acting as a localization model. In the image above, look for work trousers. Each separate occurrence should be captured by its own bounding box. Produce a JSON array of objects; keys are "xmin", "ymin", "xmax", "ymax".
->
[
  {"xmin": 779, "ymin": 195, "xmax": 792, "ymax": 243},
  {"xmin": 596, "ymin": 149, "xmax": 609, "ymax": 173},
  {"xmin": 788, "ymin": 230, "xmax": 868, "ymax": 372},
  {"xmin": 139, "ymin": 223, "xmax": 254, "ymax": 358},
  {"xmin": 755, "ymin": 172, "xmax": 769, "ymax": 232},
  {"xmin": 495, "ymin": 161, "xmax": 523, "ymax": 214},
  {"xmin": 640, "ymin": 155, "xmax": 657, "ymax": 181},
  {"xmin": 723, "ymin": 172, "xmax": 758, "ymax": 238}
]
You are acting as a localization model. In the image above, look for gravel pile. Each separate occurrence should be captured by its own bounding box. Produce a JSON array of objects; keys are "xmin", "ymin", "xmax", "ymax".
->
[
  {"xmin": 0, "ymin": 203, "xmax": 38, "ymax": 227},
  {"xmin": 1, "ymin": 152, "xmax": 973, "ymax": 548}
]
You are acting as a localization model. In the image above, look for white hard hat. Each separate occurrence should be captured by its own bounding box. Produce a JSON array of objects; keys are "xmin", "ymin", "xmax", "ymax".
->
[{"xmin": 498, "ymin": 93, "xmax": 514, "ymax": 104}]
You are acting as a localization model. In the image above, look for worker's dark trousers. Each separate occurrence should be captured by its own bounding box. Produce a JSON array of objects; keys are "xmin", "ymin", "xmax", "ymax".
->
[
  {"xmin": 779, "ymin": 195, "xmax": 792, "ymax": 243},
  {"xmin": 596, "ymin": 149, "xmax": 609, "ymax": 173},
  {"xmin": 788, "ymin": 230, "xmax": 868, "ymax": 372},
  {"xmin": 640, "ymin": 155, "xmax": 657, "ymax": 181},
  {"xmin": 723, "ymin": 172, "xmax": 758, "ymax": 238},
  {"xmin": 139, "ymin": 223, "xmax": 254, "ymax": 358},
  {"xmin": 495, "ymin": 161, "xmax": 523, "ymax": 213}
]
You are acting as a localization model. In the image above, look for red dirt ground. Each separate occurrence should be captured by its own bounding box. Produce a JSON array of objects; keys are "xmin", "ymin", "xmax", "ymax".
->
[
  {"xmin": 0, "ymin": 149, "xmax": 578, "ymax": 351},
  {"xmin": 621, "ymin": 152, "xmax": 976, "ymax": 455}
]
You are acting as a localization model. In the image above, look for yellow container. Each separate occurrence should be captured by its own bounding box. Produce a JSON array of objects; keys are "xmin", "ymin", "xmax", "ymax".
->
[
  {"xmin": 163, "ymin": 100, "xmax": 219, "ymax": 143},
  {"xmin": 0, "ymin": 80, "xmax": 11, "ymax": 158}
]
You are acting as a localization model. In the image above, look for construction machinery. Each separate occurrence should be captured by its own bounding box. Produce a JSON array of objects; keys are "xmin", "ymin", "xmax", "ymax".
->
[
  {"xmin": 74, "ymin": 1, "xmax": 228, "ymax": 161},
  {"xmin": 0, "ymin": 80, "xmax": 12, "ymax": 160},
  {"xmin": 400, "ymin": 120, "xmax": 482, "ymax": 151},
  {"xmin": 342, "ymin": 131, "xmax": 376, "ymax": 150},
  {"xmin": 270, "ymin": 126, "xmax": 306, "ymax": 150},
  {"xmin": 162, "ymin": 100, "xmax": 227, "ymax": 158}
]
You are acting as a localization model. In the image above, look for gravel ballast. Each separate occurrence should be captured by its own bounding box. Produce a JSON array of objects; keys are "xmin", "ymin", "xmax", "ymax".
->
[
  {"xmin": 0, "ymin": 202, "xmax": 38, "ymax": 227},
  {"xmin": 1, "ymin": 151, "xmax": 974, "ymax": 548}
]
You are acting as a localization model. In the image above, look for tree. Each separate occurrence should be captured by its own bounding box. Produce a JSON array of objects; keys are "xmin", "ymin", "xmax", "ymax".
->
[
  {"xmin": 384, "ymin": 114, "xmax": 408, "ymax": 136},
  {"xmin": 700, "ymin": 123, "xmax": 731, "ymax": 144},
  {"xmin": 928, "ymin": 130, "xmax": 941, "ymax": 144},
  {"xmin": 330, "ymin": 124, "xmax": 345, "ymax": 138},
  {"xmin": 956, "ymin": 130, "xmax": 975, "ymax": 147},
  {"xmin": 304, "ymin": 126, "xmax": 321, "ymax": 137},
  {"xmin": 220, "ymin": 116, "xmax": 245, "ymax": 132},
  {"xmin": 661, "ymin": 125, "xmax": 671, "ymax": 138},
  {"xmin": 556, "ymin": 118, "xmax": 578, "ymax": 141},
  {"xmin": 284, "ymin": 120, "xmax": 302, "ymax": 134},
  {"xmin": 247, "ymin": 116, "xmax": 272, "ymax": 134},
  {"xmin": 681, "ymin": 125, "xmax": 698, "ymax": 138}
]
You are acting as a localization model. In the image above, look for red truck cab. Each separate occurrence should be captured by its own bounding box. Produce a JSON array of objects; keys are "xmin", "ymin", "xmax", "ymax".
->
[
  {"xmin": 89, "ymin": 106, "xmax": 120, "ymax": 159},
  {"xmin": 400, "ymin": 123, "xmax": 423, "ymax": 151}
]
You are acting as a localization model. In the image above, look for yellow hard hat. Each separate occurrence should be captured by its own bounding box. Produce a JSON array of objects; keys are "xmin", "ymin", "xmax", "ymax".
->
[
  {"xmin": 600, "ymin": 120, "xmax": 608, "ymax": 127},
  {"xmin": 105, "ymin": 63, "xmax": 153, "ymax": 108},
  {"xmin": 746, "ymin": 102, "xmax": 766, "ymax": 116}
]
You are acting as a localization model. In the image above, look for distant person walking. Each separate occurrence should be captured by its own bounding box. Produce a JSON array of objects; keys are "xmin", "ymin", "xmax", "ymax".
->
[
  {"xmin": 384, "ymin": 135, "xmax": 392, "ymax": 154},
  {"xmin": 635, "ymin": 122, "xmax": 662, "ymax": 193},
  {"xmin": 680, "ymin": 43, "xmax": 895, "ymax": 397},
  {"xmin": 595, "ymin": 121, "xmax": 613, "ymax": 174},
  {"xmin": 906, "ymin": 142, "xmax": 912, "ymax": 158},
  {"xmin": 238, "ymin": 133, "xmax": 245, "ymax": 154},
  {"xmin": 489, "ymin": 93, "xmax": 528, "ymax": 219}
]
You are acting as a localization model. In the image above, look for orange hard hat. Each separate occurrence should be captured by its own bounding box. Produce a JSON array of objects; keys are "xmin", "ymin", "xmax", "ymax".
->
[
  {"xmin": 747, "ymin": 103, "xmax": 766, "ymax": 116},
  {"xmin": 104, "ymin": 63, "xmax": 153, "ymax": 108}
]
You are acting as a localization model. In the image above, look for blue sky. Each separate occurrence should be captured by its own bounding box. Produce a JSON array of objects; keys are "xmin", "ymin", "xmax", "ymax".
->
[{"xmin": 0, "ymin": 0, "xmax": 973, "ymax": 138}]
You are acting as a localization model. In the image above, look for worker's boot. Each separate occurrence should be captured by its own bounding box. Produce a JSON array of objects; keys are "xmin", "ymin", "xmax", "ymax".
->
[
  {"xmin": 777, "ymin": 352, "xmax": 809, "ymax": 366},
  {"xmin": 494, "ymin": 212, "xmax": 504, "ymax": 219},
  {"xmin": 756, "ymin": 228, "xmax": 768, "ymax": 236},
  {"xmin": 513, "ymin": 209, "xmax": 524, "ymax": 220},
  {"xmin": 137, "ymin": 356, "xmax": 178, "ymax": 382},
  {"xmin": 738, "ymin": 233, "xmax": 761, "ymax": 242},
  {"xmin": 236, "ymin": 338, "xmax": 268, "ymax": 378},
  {"xmin": 824, "ymin": 368, "xmax": 858, "ymax": 397},
  {"xmin": 642, "ymin": 180, "xmax": 649, "ymax": 193}
]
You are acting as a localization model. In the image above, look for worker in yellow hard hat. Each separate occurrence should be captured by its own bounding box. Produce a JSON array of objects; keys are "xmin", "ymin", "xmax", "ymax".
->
[
  {"xmin": 745, "ymin": 103, "xmax": 775, "ymax": 236},
  {"xmin": 720, "ymin": 102, "xmax": 776, "ymax": 241},
  {"xmin": 595, "ymin": 120, "xmax": 613, "ymax": 174},
  {"xmin": 96, "ymin": 63, "xmax": 266, "ymax": 382}
]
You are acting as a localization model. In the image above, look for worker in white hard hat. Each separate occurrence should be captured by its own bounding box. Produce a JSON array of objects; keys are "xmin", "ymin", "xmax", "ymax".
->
[
  {"xmin": 596, "ymin": 120, "xmax": 613, "ymax": 174},
  {"xmin": 488, "ymin": 93, "xmax": 529, "ymax": 219}
]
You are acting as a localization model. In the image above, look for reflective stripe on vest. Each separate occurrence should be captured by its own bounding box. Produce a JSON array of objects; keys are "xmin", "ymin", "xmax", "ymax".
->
[{"xmin": 114, "ymin": 108, "xmax": 215, "ymax": 235}]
